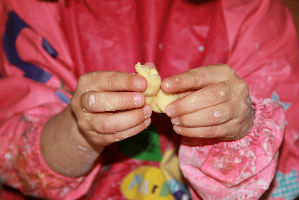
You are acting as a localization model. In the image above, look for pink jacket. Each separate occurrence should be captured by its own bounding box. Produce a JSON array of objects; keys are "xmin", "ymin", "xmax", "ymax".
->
[{"xmin": 0, "ymin": 0, "xmax": 298, "ymax": 199}]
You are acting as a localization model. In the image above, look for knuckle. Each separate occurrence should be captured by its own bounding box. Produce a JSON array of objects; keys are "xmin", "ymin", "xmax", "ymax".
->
[
  {"xmin": 78, "ymin": 74, "xmax": 87, "ymax": 86},
  {"xmin": 77, "ymin": 119, "xmax": 89, "ymax": 132},
  {"xmin": 91, "ymin": 116, "xmax": 111, "ymax": 133},
  {"xmin": 209, "ymin": 86, "xmax": 218, "ymax": 97},
  {"xmin": 238, "ymin": 80, "xmax": 249, "ymax": 93},
  {"xmin": 219, "ymin": 64, "xmax": 237, "ymax": 77},
  {"xmin": 99, "ymin": 119, "xmax": 113, "ymax": 133},
  {"xmin": 187, "ymin": 70, "xmax": 202, "ymax": 88},
  {"xmin": 211, "ymin": 108, "xmax": 229, "ymax": 125},
  {"xmin": 172, "ymin": 102, "xmax": 182, "ymax": 116},
  {"xmin": 178, "ymin": 117, "xmax": 187, "ymax": 126},
  {"xmin": 236, "ymin": 97, "xmax": 249, "ymax": 114},
  {"xmin": 241, "ymin": 100, "xmax": 250, "ymax": 113},
  {"xmin": 220, "ymin": 64, "xmax": 232, "ymax": 73},
  {"xmin": 227, "ymin": 104, "xmax": 235, "ymax": 118},
  {"xmin": 106, "ymin": 72, "xmax": 118, "ymax": 89},
  {"xmin": 217, "ymin": 82, "xmax": 230, "ymax": 98},
  {"xmin": 233, "ymin": 79, "xmax": 249, "ymax": 100},
  {"xmin": 206, "ymin": 87, "xmax": 219, "ymax": 103},
  {"xmin": 222, "ymin": 64, "xmax": 231, "ymax": 70}
]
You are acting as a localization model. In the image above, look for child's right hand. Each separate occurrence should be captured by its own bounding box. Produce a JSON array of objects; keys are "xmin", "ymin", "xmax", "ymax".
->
[{"xmin": 70, "ymin": 71, "xmax": 152, "ymax": 149}]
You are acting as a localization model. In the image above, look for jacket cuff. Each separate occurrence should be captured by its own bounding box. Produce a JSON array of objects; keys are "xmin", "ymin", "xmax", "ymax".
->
[
  {"xmin": 179, "ymin": 96, "xmax": 285, "ymax": 199},
  {"xmin": 18, "ymin": 104, "xmax": 100, "ymax": 199}
]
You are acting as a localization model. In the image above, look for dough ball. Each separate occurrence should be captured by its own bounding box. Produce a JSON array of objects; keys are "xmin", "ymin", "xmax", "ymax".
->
[
  {"xmin": 155, "ymin": 90, "xmax": 178, "ymax": 113},
  {"xmin": 135, "ymin": 63, "xmax": 179, "ymax": 113},
  {"xmin": 135, "ymin": 62, "xmax": 161, "ymax": 96}
]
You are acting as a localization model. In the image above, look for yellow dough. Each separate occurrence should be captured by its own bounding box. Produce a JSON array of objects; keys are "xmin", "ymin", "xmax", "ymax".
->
[{"xmin": 135, "ymin": 63, "xmax": 179, "ymax": 113}]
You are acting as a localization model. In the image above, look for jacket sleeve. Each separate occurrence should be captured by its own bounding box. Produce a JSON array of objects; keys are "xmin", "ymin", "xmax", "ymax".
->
[
  {"xmin": 0, "ymin": 1, "xmax": 100, "ymax": 199},
  {"xmin": 178, "ymin": 0, "xmax": 299, "ymax": 199}
]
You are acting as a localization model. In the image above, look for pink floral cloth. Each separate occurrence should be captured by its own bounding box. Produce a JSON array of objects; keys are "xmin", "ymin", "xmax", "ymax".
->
[{"xmin": 0, "ymin": 0, "xmax": 298, "ymax": 199}]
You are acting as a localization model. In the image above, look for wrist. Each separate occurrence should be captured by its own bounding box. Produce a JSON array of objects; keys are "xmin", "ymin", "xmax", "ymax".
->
[{"xmin": 41, "ymin": 105, "xmax": 102, "ymax": 177}]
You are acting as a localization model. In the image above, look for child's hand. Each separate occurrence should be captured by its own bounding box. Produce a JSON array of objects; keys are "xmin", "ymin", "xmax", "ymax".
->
[
  {"xmin": 71, "ymin": 71, "xmax": 152, "ymax": 148},
  {"xmin": 162, "ymin": 64, "xmax": 255, "ymax": 141}
]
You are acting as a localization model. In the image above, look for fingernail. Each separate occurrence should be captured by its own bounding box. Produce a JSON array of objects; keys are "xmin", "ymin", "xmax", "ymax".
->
[
  {"xmin": 134, "ymin": 94, "xmax": 144, "ymax": 107},
  {"xmin": 144, "ymin": 62, "xmax": 155, "ymax": 69},
  {"xmin": 171, "ymin": 117, "xmax": 180, "ymax": 125},
  {"xmin": 165, "ymin": 105, "xmax": 175, "ymax": 117},
  {"xmin": 144, "ymin": 118, "xmax": 151, "ymax": 126},
  {"xmin": 164, "ymin": 82, "xmax": 170, "ymax": 88},
  {"xmin": 144, "ymin": 106, "xmax": 152, "ymax": 119},
  {"xmin": 173, "ymin": 125, "xmax": 182, "ymax": 134}
]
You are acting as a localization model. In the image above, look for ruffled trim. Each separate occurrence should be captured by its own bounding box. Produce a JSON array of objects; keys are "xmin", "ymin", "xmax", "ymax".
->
[
  {"xmin": 179, "ymin": 96, "xmax": 285, "ymax": 199},
  {"xmin": 15, "ymin": 104, "xmax": 85, "ymax": 199}
]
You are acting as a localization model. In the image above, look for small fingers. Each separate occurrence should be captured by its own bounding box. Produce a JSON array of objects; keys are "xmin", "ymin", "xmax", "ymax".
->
[
  {"xmin": 171, "ymin": 102, "xmax": 233, "ymax": 127},
  {"xmin": 91, "ymin": 105, "xmax": 152, "ymax": 134},
  {"xmin": 77, "ymin": 71, "xmax": 147, "ymax": 92},
  {"xmin": 166, "ymin": 82, "xmax": 231, "ymax": 117},
  {"xmin": 104, "ymin": 118, "xmax": 152, "ymax": 143},
  {"xmin": 162, "ymin": 64, "xmax": 235, "ymax": 93},
  {"xmin": 173, "ymin": 119, "xmax": 242, "ymax": 139},
  {"xmin": 81, "ymin": 91, "xmax": 145, "ymax": 112},
  {"xmin": 87, "ymin": 118, "xmax": 152, "ymax": 145}
]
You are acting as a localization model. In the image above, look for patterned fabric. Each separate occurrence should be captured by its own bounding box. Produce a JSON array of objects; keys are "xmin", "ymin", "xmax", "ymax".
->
[
  {"xmin": 179, "ymin": 97, "xmax": 285, "ymax": 199},
  {"xmin": 271, "ymin": 170, "xmax": 299, "ymax": 200}
]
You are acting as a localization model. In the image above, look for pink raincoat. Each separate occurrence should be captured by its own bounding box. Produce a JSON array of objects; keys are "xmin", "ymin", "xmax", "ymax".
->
[{"xmin": 0, "ymin": 0, "xmax": 298, "ymax": 199}]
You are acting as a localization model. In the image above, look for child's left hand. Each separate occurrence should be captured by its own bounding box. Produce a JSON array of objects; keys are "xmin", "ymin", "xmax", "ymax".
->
[{"xmin": 162, "ymin": 64, "xmax": 255, "ymax": 141}]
